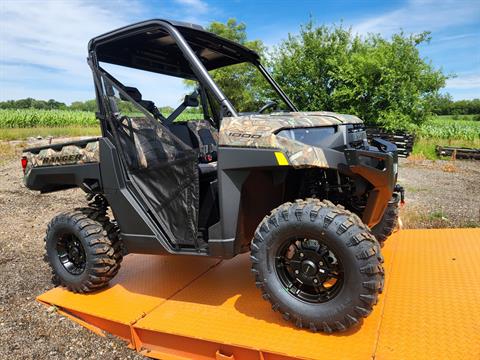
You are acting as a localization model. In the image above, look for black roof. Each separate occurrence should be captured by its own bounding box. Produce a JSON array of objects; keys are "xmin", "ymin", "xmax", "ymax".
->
[{"xmin": 88, "ymin": 19, "xmax": 260, "ymax": 79}]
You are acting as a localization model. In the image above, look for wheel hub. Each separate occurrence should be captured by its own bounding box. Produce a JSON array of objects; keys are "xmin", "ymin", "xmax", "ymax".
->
[
  {"xmin": 301, "ymin": 259, "xmax": 317, "ymax": 276},
  {"xmin": 57, "ymin": 234, "xmax": 86, "ymax": 275},
  {"xmin": 275, "ymin": 238, "xmax": 344, "ymax": 303},
  {"xmin": 69, "ymin": 246, "xmax": 80, "ymax": 261}
]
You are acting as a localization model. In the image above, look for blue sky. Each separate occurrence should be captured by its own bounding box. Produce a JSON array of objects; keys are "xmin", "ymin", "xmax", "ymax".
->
[{"xmin": 1, "ymin": 0, "xmax": 479, "ymax": 106}]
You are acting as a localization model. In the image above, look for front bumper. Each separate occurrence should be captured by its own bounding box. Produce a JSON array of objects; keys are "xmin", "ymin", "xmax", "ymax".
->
[{"xmin": 344, "ymin": 138, "xmax": 399, "ymax": 227}]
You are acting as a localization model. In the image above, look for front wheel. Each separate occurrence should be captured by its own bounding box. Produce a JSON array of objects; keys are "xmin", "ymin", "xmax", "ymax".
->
[
  {"xmin": 251, "ymin": 199, "xmax": 384, "ymax": 332},
  {"xmin": 371, "ymin": 194, "xmax": 400, "ymax": 245}
]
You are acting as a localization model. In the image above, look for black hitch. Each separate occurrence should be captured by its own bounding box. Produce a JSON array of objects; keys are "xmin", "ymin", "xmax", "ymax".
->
[{"xmin": 394, "ymin": 184, "xmax": 405, "ymax": 204}]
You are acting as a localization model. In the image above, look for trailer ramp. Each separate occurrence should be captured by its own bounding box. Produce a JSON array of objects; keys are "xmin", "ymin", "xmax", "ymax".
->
[{"xmin": 37, "ymin": 228, "xmax": 480, "ymax": 360}]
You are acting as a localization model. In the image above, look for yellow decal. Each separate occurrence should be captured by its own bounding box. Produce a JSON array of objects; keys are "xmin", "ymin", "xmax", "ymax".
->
[{"xmin": 274, "ymin": 151, "xmax": 289, "ymax": 166}]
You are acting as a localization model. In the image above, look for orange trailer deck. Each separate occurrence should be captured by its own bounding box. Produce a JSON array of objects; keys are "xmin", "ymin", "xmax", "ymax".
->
[{"xmin": 37, "ymin": 228, "xmax": 480, "ymax": 359}]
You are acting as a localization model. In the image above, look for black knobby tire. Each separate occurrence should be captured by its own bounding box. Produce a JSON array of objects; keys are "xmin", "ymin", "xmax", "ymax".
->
[
  {"xmin": 371, "ymin": 194, "xmax": 400, "ymax": 245},
  {"xmin": 44, "ymin": 208, "xmax": 123, "ymax": 293},
  {"xmin": 75, "ymin": 205, "xmax": 124, "ymax": 269},
  {"xmin": 251, "ymin": 198, "xmax": 384, "ymax": 333}
]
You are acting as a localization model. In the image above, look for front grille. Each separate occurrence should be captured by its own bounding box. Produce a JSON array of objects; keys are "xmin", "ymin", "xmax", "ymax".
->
[
  {"xmin": 347, "ymin": 124, "xmax": 366, "ymax": 133},
  {"xmin": 347, "ymin": 124, "xmax": 367, "ymax": 147}
]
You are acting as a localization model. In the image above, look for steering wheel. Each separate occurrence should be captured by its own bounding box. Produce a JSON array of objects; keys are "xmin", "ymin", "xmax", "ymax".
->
[{"xmin": 258, "ymin": 100, "xmax": 278, "ymax": 114}]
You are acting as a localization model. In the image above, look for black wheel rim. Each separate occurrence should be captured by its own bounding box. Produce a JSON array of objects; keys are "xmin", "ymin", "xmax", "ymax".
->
[
  {"xmin": 275, "ymin": 237, "xmax": 344, "ymax": 303},
  {"xmin": 56, "ymin": 233, "xmax": 86, "ymax": 275}
]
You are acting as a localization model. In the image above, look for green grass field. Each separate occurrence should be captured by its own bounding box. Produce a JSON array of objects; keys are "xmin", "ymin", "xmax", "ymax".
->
[{"xmin": 0, "ymin": 126, "xmax": 101, "ymax": 141}]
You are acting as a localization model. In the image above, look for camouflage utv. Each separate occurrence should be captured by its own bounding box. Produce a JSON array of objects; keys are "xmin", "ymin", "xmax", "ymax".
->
[{"xmin": 22, "ymin": 19, "xmax": 403, "ymax": 333}]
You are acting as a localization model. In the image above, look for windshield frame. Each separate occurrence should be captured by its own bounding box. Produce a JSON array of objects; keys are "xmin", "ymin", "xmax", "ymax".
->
[{"xmin": 255, "ymin": 62, "xmax": 298, "ymax": 113}]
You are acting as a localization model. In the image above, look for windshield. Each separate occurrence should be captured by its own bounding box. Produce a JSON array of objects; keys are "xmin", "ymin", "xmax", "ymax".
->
[{"xmin": 208, "ymin": 62, "xmax": 292, "ymax": 114}]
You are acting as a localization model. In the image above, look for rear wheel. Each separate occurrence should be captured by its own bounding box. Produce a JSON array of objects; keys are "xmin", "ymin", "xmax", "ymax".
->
[
  {"xmin": 371, "ymin": 194, "xmax": 400, "ymax": 245},
  {"xmin": 251, "ymin": 198, "xmax": 384, "ymax": 332},
  {"xmin": 44, "ymin": 208, "xmax": 122, "ymax": 293}
]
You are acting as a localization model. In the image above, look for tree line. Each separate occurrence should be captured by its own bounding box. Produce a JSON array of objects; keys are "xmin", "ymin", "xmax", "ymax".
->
[
  {"xmin": 430, "ymin": 95, "xmax": 480, "ymax": 116},
  {"xmin": 0, "ymin": 98, "xmax": 98, "ymax": 111},
  {"xmin": 0, "ymin": 97, "xmax": 175, "ymax": 114}
]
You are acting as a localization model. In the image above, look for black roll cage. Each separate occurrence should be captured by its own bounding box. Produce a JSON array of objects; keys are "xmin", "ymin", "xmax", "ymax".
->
[{"xmin": 87, "ymin": 19, "xmax": 297, "ymax": 125}]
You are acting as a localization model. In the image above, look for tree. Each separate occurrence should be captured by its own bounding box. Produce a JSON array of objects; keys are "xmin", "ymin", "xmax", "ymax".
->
[
  {"xmin": 0, "ymin": 98, "xmax": 67, "ymax": 110},
  {"xmin": 202, "ymin": 19, "xmax": 269, "ymax": 113},
  {"xmin": 69, "ymin": 99, "xmax": 97, "ymax": 112},
  {"xmin": 270, "ymin": 22, "xmax": 447, "ymax": 130}
]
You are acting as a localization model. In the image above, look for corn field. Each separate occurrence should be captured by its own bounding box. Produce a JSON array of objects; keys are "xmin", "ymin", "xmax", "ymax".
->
[
  {"xmin": 0, "ymin": 109, "xmax": 203, "ymax": 128},
  {"xmin": 0, "ymin": 109, "xmax": 97, "ymax": 127},
  {"xmin": 418, "ymin": 117, "xmax": 480, "ymax": 141}
]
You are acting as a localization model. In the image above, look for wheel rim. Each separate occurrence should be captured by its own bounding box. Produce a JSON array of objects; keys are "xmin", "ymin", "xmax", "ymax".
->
[
  {"xmin": 275, "ymin": 237, "xmax": 344, "ymax": 303},
  {"xmin": 56, "ymin": 233, "xmax": 86, "ymax": 275}
]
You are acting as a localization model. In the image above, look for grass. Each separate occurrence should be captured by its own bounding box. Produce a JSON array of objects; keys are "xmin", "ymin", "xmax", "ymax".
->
[
  {"xmin": 0, "ymin": 141, "xmax": 26, "ymax": 165},
  {"xmin": 412, "ymin": 137, "xmax": 480, "ymax": 160},
  {"xmin": 0, "ymin": 126, "xmax": 101, "ymax": 141},
  {"xmin": 436, "ymin": 114, "xmax": 479, "ymax": 121},
  {"xmin": 401, "ymin": 206, "xmax": 480, "ymax": 229}
]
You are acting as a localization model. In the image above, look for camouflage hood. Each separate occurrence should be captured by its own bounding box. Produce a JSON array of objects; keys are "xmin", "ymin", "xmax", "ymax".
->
[
  {"xmin": 219, "ymin": 111, "xmax": 364, "ymax": 168},
  {"xmin": 220, "ymin": 111, "xmax": 362, "ymax": 147}
]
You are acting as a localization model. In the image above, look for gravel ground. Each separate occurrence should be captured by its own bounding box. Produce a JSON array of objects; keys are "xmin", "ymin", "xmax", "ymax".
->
[
  {"xmin": 0, "ymin": 140, "xmax": 478, "ymax": 359},
  {"xmin": 398, "ymin": 157, "xmax": 480, "ymax": 228}
]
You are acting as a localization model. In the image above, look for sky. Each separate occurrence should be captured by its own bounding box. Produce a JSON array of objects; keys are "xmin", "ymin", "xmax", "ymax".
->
[{"xmin": 0, "ymin": 0, "xmax": 479, "ymax": 106}]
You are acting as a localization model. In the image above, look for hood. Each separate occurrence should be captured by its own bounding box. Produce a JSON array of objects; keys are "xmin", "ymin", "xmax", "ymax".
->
[{"xmin": 219, "ymin": 111, "xmax": 363, "ymax": 148}]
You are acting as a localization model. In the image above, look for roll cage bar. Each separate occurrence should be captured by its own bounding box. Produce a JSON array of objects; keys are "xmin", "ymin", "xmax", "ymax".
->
[{"xmin": 87, "ymin": 19, "xmax": 297, "ymax": 122}]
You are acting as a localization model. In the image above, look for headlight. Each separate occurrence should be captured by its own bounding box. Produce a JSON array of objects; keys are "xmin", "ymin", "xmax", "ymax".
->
[{"xmin": 276, "ymin": 127, "xmax": 335, "ymax": 147}]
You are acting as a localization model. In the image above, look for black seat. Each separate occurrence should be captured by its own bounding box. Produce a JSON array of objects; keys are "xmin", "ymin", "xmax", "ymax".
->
[
  {"xmin": 120, "ymin": 86, "xmax": 165, "ymax": 120},
  {"xmin": 186, "ymin": 121, "xmax": 218, "ymax": 163},
  {"xmin": 167, "ymin": 123, "xmax": 198, "ymax": 148}
]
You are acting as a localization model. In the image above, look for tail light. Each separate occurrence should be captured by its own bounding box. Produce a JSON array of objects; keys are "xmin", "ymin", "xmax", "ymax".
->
[{"xmin": 21, "ymin": 156, "xmax": 28, "ymax": 174}]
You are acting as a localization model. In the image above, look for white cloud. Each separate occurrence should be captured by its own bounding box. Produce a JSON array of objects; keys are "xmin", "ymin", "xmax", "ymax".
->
[
  {"xmin": 0, "ymin": 0, "xmax": 137, "ymax": 101},
  {"xmin": 436, "ymin": 33, "xmax": 480, "ymax": 43},
  {"xmin": 353, "ymin": 0, "xmax": 480, "ymax": 36},
  {"xmin": 446, "ymin": 73, "xmax": 480, "ymax": 89},
  {"xmin": 174, "ymin": 0, "xmax": 208, "ymax": 14}
]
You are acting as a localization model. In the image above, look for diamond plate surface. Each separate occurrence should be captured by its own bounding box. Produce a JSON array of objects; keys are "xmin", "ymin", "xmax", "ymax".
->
[
  {"xmin": 133, "ymin": 240, "xmax": 397, "ymax": 359},
  {"xmin": 37, "ymin": 254, "xmax": 220, "ymax": 324},
  {"xmin": 37, "ymin": 229, "xmax": 480, "ymax": 359},
  {"xmin": 375, "ymin": 228, "xmax": 480, "ymax": 360}
]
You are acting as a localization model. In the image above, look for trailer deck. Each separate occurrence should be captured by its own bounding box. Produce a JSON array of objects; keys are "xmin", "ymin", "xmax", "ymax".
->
[{"xmin": 37, "ymin": 228, "xmax": 480, "ymax": 360}]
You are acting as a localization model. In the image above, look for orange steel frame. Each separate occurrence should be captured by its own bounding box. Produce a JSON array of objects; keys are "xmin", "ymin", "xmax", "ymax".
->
[{"xmin": 37, "ymin": 228, "xmax": 480, "ymax": 360}]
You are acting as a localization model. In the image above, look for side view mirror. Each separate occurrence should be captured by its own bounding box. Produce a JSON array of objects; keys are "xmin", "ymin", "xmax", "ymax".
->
[{"xmin": 184, "ymin": 90, "xmax": 199, "ymax": 107}]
